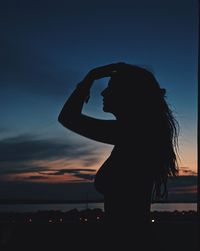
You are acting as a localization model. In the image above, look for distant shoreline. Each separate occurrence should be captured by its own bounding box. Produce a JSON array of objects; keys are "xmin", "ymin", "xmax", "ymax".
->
[
  {"xmin": 0, "ymin": 199, "xmax": 197, "ymax": 204},
  {"xmin": 0, "ymin": 199, "xmax": 103, "ymax": 205}
]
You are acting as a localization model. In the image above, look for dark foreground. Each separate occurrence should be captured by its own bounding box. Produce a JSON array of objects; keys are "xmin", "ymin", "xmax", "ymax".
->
[{"xmin": 0, "ymin": 209, "xmax": 198, "ymax": 251}]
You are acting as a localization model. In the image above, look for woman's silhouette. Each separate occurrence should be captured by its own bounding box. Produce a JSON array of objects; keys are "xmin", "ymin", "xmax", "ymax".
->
[{"xmin": 58, "ymin": 63, "xmax": 179, "ymax": 249}]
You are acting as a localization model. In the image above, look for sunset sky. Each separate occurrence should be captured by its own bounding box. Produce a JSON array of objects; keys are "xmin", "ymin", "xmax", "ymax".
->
[{"xmin": 0, "ymin": 0, "xmax": 198, "ymax": 201}]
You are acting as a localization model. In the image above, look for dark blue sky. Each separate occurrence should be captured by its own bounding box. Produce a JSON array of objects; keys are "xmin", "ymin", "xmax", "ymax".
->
[{"xmin": 0, "ymin": 0, "xmax": 198, "ymax": 200}]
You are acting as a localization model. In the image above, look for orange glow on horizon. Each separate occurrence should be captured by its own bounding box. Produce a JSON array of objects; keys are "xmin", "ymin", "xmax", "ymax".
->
[{"xmin": 2, "ymin": 145, "xmax": 197, "ymax": 184}]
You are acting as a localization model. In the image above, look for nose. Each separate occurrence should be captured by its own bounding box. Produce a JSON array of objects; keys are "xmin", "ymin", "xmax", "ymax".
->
[{"xmin": 101, "ymin": 88, "xmax": 106, "ymax": 97}]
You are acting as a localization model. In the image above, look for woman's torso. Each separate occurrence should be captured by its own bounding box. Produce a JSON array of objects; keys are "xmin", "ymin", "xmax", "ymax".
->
[{"xmin": 94, "ymin": 142, "xmax": 159, "ymax": 222}]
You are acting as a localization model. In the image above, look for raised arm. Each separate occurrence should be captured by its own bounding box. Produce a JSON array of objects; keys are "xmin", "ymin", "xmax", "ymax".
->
[{"xmin": 58, "ymin": 64, "xmax": 121, "ymax": 144}]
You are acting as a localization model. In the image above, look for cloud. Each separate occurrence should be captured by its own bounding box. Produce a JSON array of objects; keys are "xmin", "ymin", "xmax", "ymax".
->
[
  {"xmin": 73, "ymin": 173, "xmax": 94, "ymax": 181},
  {"xmin": 168, "ymin": 175, "xmax": 197, "ymax": 188},
  {"xmin": 0, "ymin": 134, "xmax": 101, "ymax": 177},
  {"xmin": 180, "ymin": 166, "xmax": 197, "ymax": 175},
  {"xmin": 27, "ymin": 175, "xmax": 49, "ymax": 180},
  {"xmin": 166, "ymin": 175, "xmax": 197, "ymax": 202},
  {"xmin": 81, "ymin": 156, "xmax": 102, "ymax": 167},
  {"xmin": 0, "ymin": 42, "xmax": 80, "ymax": 98},
  {"xmin": 0, "ymin": 32, "xmax": 81, "ymax": 98},
  {"xmin": 0, "ymin": 127, "xmax": 9, "ymax": 134},
  {"xmin": 0, "ymin": 134, "xmax": 99, "ymax": 162},
  {"xmin": 41, "ymin": 168, "xmax": 96, "ymax": 176},
  {"xmin": 169, "ymin": 185, "xmax": 197, "ymax": 195},
  {"xmin": 39, "ymin": 168, "xmax": 96, "ymax": 181},
  {"xmin": 0, "ymin": 164, "xmax": 50, "ymax": 175}
]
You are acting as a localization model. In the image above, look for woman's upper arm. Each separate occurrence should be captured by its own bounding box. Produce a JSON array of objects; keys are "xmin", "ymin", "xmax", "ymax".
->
[{"xmin": 59, "ymin": 115, "xmax": 118, "ymax": 145}]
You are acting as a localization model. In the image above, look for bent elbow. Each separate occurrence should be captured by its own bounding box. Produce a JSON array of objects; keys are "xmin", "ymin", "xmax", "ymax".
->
[
  {"xmin": 57, "ymin": 111, "xmax": 75, "ymax": 128},
  {"xmin": 58, "ymin": 112, "xmax": 65, "ymax": 125}
]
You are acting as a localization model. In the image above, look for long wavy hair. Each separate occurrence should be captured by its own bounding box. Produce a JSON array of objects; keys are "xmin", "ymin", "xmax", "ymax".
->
[
  {"xmin": 114, "ymin": 64, "xmax": 179, "ymax": 200},
  {"xmin": 151, "ymin": 89, "xmax": 180, "ymax": 200}
]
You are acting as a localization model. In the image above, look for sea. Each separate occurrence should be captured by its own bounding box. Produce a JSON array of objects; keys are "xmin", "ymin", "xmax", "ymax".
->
[{"xmin": 0, "ymin": 202, "xmax": 197, "ymax": 213}]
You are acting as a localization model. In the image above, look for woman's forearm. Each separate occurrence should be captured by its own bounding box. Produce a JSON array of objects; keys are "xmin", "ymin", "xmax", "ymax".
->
[
  {"xmin": 58, "ymin": 63, "xmax": 118, "ymax": 128},
  {"xmin": 58, "ymin": 80, "xmax": 91, "ymax": 126}
]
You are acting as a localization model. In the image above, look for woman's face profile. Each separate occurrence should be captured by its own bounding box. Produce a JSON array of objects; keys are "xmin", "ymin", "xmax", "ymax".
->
[
  {"xmin": 101, "ymin": 73, "xmax": 143, "ymax": 117},
  {"xmin": 101, "ymin": 77, "xmax": 122, "ymax": 114}
]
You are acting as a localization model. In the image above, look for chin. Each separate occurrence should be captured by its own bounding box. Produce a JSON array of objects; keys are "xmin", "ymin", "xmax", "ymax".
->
[
  {"xmin": 103, "ymin": 105, "xmax": 112, "ymax": 113},
  {"xmin": 102, "ymin": 105, "xmax": 108, "ymax": 112}
]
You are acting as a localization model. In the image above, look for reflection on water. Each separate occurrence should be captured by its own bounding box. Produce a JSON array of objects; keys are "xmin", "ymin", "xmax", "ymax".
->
[{"xmin": 0, "ymin": 202, "xmax": 197, "ymax": 213}]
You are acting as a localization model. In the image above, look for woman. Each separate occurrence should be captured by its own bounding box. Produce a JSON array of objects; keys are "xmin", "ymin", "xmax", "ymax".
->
[{"xmin": 58, "ymin": 63, "xmax": 179, "ymax": 248}]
